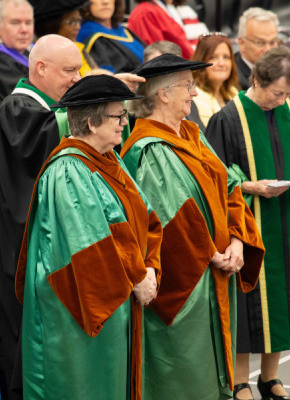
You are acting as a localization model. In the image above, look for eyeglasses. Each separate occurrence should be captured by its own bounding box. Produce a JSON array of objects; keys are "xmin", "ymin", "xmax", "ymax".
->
[
  {"xmin": 166, "ymin": 81, "xmax": 196, "ymax": 93},
  {"xmin": 62, "ymin": 18, "xmax": 83, "ymax": 27},
  {"xmin": 243, "ymin": 37, "xmax": 278, "ymax": 48},
  {"xmin": 104, "ymin": 109, "xmax": 128, "ymax": 125},
  {"xmin": 198, "ymin": 32, "xmax": 227, "ymax": 40}
]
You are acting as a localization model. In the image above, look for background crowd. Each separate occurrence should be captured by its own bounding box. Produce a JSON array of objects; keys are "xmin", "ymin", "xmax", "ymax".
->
[{"xmin": 0, "ymin": 0, "xmax": 290, "ymax": 400}]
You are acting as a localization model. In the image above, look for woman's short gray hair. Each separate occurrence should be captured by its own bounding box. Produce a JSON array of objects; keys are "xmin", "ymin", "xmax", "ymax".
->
[
  {"xmin": 250, "ymin": 45, "xmax": 290, "ymax": 88},
  {"xmin": 67, "ymin": 103, "xmax": 107, "ymax": 137},
  {"xmin": 127, "ymin": 71, "xmax": 182, "ymax": 118}
]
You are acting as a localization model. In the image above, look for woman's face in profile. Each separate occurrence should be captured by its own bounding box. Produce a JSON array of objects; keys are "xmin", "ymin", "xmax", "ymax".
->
[
  {"xmin": 90, "ymin": 0, "xmax": 115, "ymax": 27},
  {"xmin": 206, "ymin": 42, "xmax": 232, "ymax": 85},
  {"xmin": 165, "ymin": 70, "xmax": 197, "ymax": 120},
  {"xmin": 58, "ymin": 10, "xmax": 82, "ymax": 42}
]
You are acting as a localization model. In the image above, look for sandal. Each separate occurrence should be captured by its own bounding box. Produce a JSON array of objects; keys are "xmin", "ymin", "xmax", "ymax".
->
[
  {"xmin": 233, "ymin": 382, "xmax": 254, "ymax": 400},
  {"xmin": 257, "ymin": 375, "xmax": 290, "ymax": 400}
]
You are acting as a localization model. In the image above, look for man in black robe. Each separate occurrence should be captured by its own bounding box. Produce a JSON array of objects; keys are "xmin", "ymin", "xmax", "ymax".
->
[
  {"xmin": 0, "ymin": 34, "xmax": 83, "ymax": 400},
  {"xmin": 235, "ymin": 7, "xmax": 278, "ymax": 90},
  {"xmin": 0, "ymin": 0, "xmax": 34, "ymax": 102}
]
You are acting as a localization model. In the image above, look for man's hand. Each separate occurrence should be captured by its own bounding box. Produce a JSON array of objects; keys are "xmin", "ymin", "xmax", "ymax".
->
[{"xmin": 115, "ymin": 73, "xmax": 146, "ymax": 92}]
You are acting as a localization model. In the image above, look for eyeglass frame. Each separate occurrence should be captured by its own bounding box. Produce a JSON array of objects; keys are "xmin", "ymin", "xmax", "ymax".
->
[
  {"xmin": 62, "ymin": 18, "xmax": 83, "ymax": 27},
  {"xmin": 103, "ymin": 109, "xmax": 128, "ymax": 125},
  {"xmin": 242, "ymin": 37, "xmax": 279, "ymax": 48},
  {"xmin": 166, "ymin": 81, "xmax": 196, "ymax": 93}
]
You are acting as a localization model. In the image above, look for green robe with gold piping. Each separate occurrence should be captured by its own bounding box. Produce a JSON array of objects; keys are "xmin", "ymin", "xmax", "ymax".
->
[
  {"xmin": 15, "ymin": 137, "xmax": 162, "ymax": 400},
  {"xmin": 121, "ymin": 119, "xmax": 264, "ymax": 400},
  {"xmin": 206, "ymin": 92, "xmax": 290, "ymax": 354}
]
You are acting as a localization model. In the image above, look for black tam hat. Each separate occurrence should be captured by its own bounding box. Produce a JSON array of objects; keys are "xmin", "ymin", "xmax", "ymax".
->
[
  {"xmin": 132, "ymin": 53, "xmax": 212, "ymax": 78},
  {"xmin": 51, "ymin": 75, "xmax": 143, "ymax": 108}
]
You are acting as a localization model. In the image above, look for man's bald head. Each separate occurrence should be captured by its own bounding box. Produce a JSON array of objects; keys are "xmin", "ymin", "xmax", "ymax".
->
[
  {"xmin": 29, "ymin": 34, "xmax": 78, "ymax": 70},
  {"xmin": 29, "ymin": 34, "xmax": 82, "ymax": 101}
]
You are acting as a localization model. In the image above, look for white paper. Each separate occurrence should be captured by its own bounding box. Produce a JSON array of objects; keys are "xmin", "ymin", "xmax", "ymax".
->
[{"xmin": 267, "ymin": 181, "xmax": 290, "ymax": 188}]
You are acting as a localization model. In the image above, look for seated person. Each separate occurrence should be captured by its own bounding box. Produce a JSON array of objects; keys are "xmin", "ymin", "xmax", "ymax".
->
[
  {"xmin": 188, "ymin": 32, "xmax": 239, "ymax": 130},
  {"xmin": 77, "ymin": 0, "xmax": 145, "ymax": 73},
  {"xmin": 143, "ymin": 40, "xmax": 182, "ymax": 62},
  {"xmin": 128, "ymin": 0, "xmax": 193, "ymax": 59},
  {"xmin": 0, "ymin": 0, "xmax": 34, "ymax": 102},
  {"xmin": 166, "ymin": 0, "xmax": 208, "ymax": 51}
]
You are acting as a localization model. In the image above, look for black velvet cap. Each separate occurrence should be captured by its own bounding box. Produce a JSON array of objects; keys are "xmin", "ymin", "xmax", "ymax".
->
[
  {"xmin": 51, "ymin": 75, "xmax": 143, "ymax": 108},
  {"xmin": 29, "ymin": 0, "xmax": 91, "ymax": 22},
  {"xmin": 132, "ymin": 53, "xmax": 212, "ymax": 78}
]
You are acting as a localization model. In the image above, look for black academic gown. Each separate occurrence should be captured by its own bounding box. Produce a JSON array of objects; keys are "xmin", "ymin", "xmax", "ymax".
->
[
  {"xmin": 0, "ymin": 90, "xmax": 60, "ymax": 400},
  {"xmin": 0, "ymin": 53, "xmax": 28, "ymax": 103},
  {"xmin": 235, "ymin": 52, "xmax": 251, "ymax": 91},
  {"xmin": 186, "ymin": 101, "xmax": 206, "ymax": 133},
  {"xmin": 205, "ymin": 98, "xmax": 290, "ymax": 354},
  {"xmin": 82, "ymin": 30, "xmax": 145, "ymax": 73}
]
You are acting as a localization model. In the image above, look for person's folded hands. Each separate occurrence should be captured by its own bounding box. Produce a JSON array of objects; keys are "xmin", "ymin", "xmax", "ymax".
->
[{"xmin": 132, "ymin": 267, "xmax": 157, "ymax": 306}]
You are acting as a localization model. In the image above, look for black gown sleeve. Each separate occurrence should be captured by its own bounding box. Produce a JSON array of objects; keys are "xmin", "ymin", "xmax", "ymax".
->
[
  {"xmin": 205, "ymin": 100, "xmax": 251, "ymax": 179},
  {"xmin": 186, "ymin": 101, "xmax": 206, "ymax": 133},
  {"xmin": 84, "ymin": 30, "xmax": 145, "ymax": 73},
  {"xmin": 0, "ymin": 92, "xmax": 60, "ymax": 399},
  {"xmin": 205, "ymin": 109, "xmax": 232, "ymax": 165},
  {"xmin": 0, "ymin": 93, "xmax": 60, "ymax": 278}
]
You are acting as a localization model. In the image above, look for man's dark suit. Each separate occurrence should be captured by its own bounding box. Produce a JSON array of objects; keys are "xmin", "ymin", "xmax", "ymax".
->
[{"xmin": 235, "ymin": 52, "xmax": 251, "ymax": 90}]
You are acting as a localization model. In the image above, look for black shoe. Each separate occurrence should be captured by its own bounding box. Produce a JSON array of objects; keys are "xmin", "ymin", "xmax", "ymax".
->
[
  {"xmin": 233, "ymin": 382, "xmax": 254, "ymax": 400},
  {"xmin": 257, "ymin": 375, "xmax": 290, "ymax": 400}
]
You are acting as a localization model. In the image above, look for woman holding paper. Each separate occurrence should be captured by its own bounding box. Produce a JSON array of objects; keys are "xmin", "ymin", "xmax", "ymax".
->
[{"xmin": 206, "ymin": 46, "xmax": 290, "ymax": 400}]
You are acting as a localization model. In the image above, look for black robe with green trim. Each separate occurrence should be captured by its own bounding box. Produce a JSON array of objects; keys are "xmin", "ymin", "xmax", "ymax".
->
[{"xmin": 205, "ymin": 91, "xmax": 290, "ymax": 353}]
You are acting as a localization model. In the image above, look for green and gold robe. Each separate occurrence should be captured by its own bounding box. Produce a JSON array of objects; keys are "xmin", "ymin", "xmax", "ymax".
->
[
  {"xmin": 15, "ymin": 137, "xmax": 162, "ymax": 400},
  {"xmin": 206, "ymin": 92, "xmax": 290, "ymax": 354}
]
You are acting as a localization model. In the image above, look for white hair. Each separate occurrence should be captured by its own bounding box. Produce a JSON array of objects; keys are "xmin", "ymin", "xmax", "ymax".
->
[
  {"xmin": 238, "ymin": 7, "xmax": 279, "ymax": 38},
  {"xmin": 0, "ymin": 0, "xmax": 33, "ymax": 26},
  {"xmin": 128, "ymin": 71, "xmax": 183, "ymax": 118}
]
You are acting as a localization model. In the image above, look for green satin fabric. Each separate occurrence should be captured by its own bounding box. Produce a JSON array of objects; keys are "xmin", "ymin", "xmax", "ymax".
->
[
  {"xmin": 228, "ymin": 163, "xmax": 253, "ymax": 208},
  {"xmin": 22, "ymin": 152, "xmax": 146, "ymax": 400},
  {"xmin": 54, "ymin": 109, "xmax": 70, "ymax": 139},
  {"xmin": 132, "ymin": 143, "xmax": 236, "ymax": 399}
]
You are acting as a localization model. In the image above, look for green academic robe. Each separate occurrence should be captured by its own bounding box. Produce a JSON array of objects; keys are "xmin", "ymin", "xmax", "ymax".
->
[
  {"xmin": 121, "ymin": 119, "xmax": 264, "ymax": 400},
  {"xmin": 15, "ymin": 138, "xmax": 162, "ymax": 400}
]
